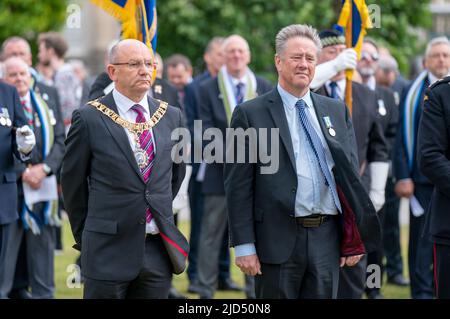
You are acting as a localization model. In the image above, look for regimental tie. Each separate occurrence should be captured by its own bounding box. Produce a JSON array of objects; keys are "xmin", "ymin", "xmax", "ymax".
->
[
  {"xmin": 235, "ymin": 82, "xmax": 244, "ymax": 105},
  {"xmin": 131, "ymin": 104, "xmax": 155, "ymax": 223},
  {"xmin": 295, "ymin": 99, "xmax": 342, "ymax": 213},
  {"xmin": 20, "ymin": 99, "xmax": 34, "ymax": 128}
]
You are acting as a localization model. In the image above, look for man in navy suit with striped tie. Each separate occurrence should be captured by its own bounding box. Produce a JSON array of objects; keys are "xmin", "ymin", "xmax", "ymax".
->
[{"xmin": 225, "ymin": 24, "xmax": 381, "ymax": 299}]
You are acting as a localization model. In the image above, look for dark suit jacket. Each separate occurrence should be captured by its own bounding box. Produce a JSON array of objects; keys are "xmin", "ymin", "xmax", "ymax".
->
[
  {"xmin": 0, "ymin": 82, "xmax": 28, "ymax": 225},
  {"xmin": 394, "ymin": 76, "xmax": 431, "ymax": 185},
  {"xmin": 225, "ymin": 88, "xmax": 381, "ymax": 264},
  {"xmin": 375, "ymin": 85, "xmax": 398, "ymax": 157},
  {"xmin": 61, "ymin": 92, "xmax": 188, "ymax": 280},
  {"xmin": 198, "ymin": 75, "xmax": 273, "ymax": 195},
  {"xmin": 15, "ymin": 84, "xmax": 65, "ymax": 215},
  {"xmin": 315, "ymin": 82, "xmax": 388, "ymax": 190},
  {"xmin": 417, "ymin": 76, "xmax": 450, "ymax": 245}
]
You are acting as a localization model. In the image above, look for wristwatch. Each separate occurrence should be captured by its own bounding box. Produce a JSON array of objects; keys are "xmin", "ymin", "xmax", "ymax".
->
[{"xmin": 42, "ymin": 163, "xmax": 52, "ymax": 175}]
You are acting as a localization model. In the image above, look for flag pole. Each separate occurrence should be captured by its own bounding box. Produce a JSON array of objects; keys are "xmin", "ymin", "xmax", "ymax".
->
[{"xmin": 345, "ymin": 1, "xmax": 353, "ymax": 115}]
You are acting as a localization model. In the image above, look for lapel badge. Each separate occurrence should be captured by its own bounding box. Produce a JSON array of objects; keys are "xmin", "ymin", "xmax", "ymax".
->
[
  {"xmin": 49, "ymin": 110, "xmax": 57, "ymax": 125},
  {"xmin": 154, "ymin": 85, "xmax": 162, "ymax": 95},
  {"xmin": 378, "ymin": 99, "xmax": 387, "ymax": 116},
  {"xmin": 42, "ymin": 93, "xmax": 49, "ymax": 101},
  {"xmin": 0, "ymin": 107, "xmax": 12, "ymax": 127},
  {"xmin": 323, "ymin": 116, "xmax": 336, "ymax": 137}
]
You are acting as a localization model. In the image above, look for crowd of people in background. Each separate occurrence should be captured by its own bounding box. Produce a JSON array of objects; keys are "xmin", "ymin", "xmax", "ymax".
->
[{"xmin": 0, "ymin": 26, "xmax": 449, "ymax": 299}]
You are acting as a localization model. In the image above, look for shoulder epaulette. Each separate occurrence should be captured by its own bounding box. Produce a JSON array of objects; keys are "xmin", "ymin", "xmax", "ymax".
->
[{"xmin": 429, "ymin": 75, "xmax": 450, "ymax": 90}]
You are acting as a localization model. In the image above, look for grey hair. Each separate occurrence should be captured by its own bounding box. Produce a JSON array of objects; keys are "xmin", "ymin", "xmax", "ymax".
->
[
  {"xmin": 378, "ymin": 55, "xmax": 399, "ymax": 72},
  {"xmin": 425, "ymin": 36, "xmax": 450, "ymax": 57},
  {"xmin": 205, "ymin": 37, "xmax": 225, "ymax": 54},
  {"xmin": 275, "ymin": 24, "xmax": 322, "ymax": 56},
  {"xmin": 1, "ymin": 36, "xmax": 31, "ymax": 55}
]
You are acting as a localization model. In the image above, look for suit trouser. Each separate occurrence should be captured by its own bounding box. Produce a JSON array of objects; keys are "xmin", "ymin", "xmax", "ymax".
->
[
  {"xmin": 255, "ymin": 216, "xmax": 340, "ymax": 299},
  {"xmin": 187, "ymin": 180, "xmax": 230, "ymax": 283},
  {"xmin": 434, "ymin": 243, "xmax": 450, "ymax": 299},
  {"xmin": 382, "ymin": 177, "xmax": 403, "ymax": 279},
  {"xmin": 409, "ymin": 184, "xmax": 434, "ymax": 299},
  {"xmin": 197, "ymin": 195, "xmax": 229, "ymax": 298},
  {"xmin": 83, "ymin": 234, "xmax": 172, "ymax": 299},
  {"xmin": 0, "ymin": 219, "xmax": 54, "ymax": 299}
]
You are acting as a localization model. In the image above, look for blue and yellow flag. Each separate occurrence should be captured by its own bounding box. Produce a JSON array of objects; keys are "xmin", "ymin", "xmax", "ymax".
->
[
  {"xmin": 336, "ymin": 0, "xmax": 372, "ymax": 59},
  {"xmin": 91, "ymin": 0, "xmax": 157, "ymax": 51}
]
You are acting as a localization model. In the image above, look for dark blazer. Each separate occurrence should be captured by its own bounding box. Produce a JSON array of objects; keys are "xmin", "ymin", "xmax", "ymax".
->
[
  {"xmin": 61, "ymin": 92, "xmax": 188, "ymax": 280},
  {"xmin": 15, "ymin": 84, "xmax": 65, "ymax": 215},
  {"xmin": 225, "ymin": 88, "xmax": 381, "ymax": 264},
  {"xmin": 198, "ymin": 75, "xmax": 273, "ymax": 195},
  {"xmin": 0, "ymin": 82, "xmax": 28, "ymax": 225},
  {"xmin": 315, "ymin": 82, "xmax": 388, "ymax": 168},
  {"xmin": 375, "ymin": 85, "xmax": 399, "ymax": 157},
  {"xmin": 417, "ymin": 76, "xmax": 450, "ymax": 246},
  {"xmin": 394, "ymin": 76, "xmax": 432, "ymax": 185},
  {"xmin": 315, "ymin": 82, "xmax": 388, "ymax": 190},
  {"xmin": 89, "ymin": 72, "xmax": 180, "ymax": 108}
]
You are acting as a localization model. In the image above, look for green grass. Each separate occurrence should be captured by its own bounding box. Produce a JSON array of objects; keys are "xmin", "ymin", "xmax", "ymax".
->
[{"xmin": 54, "ymin": 218, "xmax": 411, "ymax": 299}]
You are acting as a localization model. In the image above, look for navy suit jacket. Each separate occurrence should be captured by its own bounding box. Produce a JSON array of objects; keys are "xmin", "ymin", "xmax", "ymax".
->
[
  {"xmin": 394, "ymin": 75, "xmax": 431, "ymax": 185},
  {"xmin": 0, "ymin": 82, "xmax": 28, "ymax": 225}
]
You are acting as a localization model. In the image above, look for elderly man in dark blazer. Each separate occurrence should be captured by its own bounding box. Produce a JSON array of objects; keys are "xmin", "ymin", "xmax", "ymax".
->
[
  {"xmin": 0, "ymin": 80, "xmax": 35, "ymax": 299},
  {"xmin": 196, "ymin": 34, "xmax": 272, "ymax": 299},
  {"xmin": 1, "ymin": 57, "xmax": 65, "ymax": 298},
  {"xmin": 225, "ymin": 24, "xmax": 381, "ymax": 299},
  {"xmin": 61, "ymin": 39, "xmax": 187, "ymax": 299}
]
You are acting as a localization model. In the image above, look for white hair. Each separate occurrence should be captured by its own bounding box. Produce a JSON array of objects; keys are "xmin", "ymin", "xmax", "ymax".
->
[{"xmin": 425, "ymin": 36, "xmax": 450, "ymax": 57}]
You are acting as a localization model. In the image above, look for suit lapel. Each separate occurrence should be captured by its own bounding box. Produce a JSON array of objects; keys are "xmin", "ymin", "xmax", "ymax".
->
[
  {"xmin": 146, "ymin": 96, "xmax": 167, "ymax": 185},
  {"xmin": 267, "ymin": 89, "xmax": 296, "ymax": 173},
  {"xmin": 310, "ymin": 92, "xmax": 342, "ymax": 153},
  {"xmin": 99, "ymin": 93, "xmax": 144, "ymax": 183}
]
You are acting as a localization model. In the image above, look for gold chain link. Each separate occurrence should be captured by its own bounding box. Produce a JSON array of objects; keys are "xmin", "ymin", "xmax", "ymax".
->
[{"xmin": 87, "ymin": 99, "xmax": 168, "ymax": 134}]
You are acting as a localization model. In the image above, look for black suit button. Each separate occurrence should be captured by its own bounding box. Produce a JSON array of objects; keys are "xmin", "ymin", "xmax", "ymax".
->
[
  {"xmin": 145, "ymin": 190, "xmax": 150, "ymax": 196},
  {"xmin": 139, "ymin": 218, "xmax": 146, "ymax": 225},
  {"xmin": 292, "ymin": 187, "xmax": 297, "ymax": 193}
]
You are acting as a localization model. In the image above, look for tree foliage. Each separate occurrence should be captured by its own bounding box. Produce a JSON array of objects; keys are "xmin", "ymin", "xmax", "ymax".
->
[
  {"xmin": 157, "ymin": 0, "xmax": 431, "ymax": 80},
  {"xmin": 0, "ymin": 0, "xmax": 66, "ymax": 58}
]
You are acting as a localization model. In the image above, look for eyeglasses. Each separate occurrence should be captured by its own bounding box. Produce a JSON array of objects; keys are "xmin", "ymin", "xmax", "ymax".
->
[
  {"xmin": 111, "ymin": 60, "xmax": 155, "ymax": 70},
  {"xmin": 361, "ymin": 51, "xmax": 379, "ymax": 62}
]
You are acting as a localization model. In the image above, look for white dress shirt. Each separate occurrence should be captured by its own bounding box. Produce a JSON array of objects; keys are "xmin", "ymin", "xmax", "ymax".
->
[{"xmin": 112, "ymin": 89, "xmax": 159, "ymax": 234}]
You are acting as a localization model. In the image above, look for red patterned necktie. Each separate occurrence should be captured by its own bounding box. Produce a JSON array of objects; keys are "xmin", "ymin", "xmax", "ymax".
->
[
  {"xmin": 131, "ymin": 104, "xmax": 155, "ymax": 223},
  {"xmin": 20, "ymin": 99, "xmax": 34, "ymax": 128}
]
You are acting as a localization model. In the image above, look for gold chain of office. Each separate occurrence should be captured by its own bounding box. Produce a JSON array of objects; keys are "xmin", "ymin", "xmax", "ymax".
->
[{"xmin": 87, "ymin": 99, "xmax": 168, "ymax": 134}]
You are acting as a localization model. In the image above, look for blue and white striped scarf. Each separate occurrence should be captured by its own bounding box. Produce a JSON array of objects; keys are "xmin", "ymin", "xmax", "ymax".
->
[{"xmin": 21, "ymin": 89, "xmax": 60, "ymax": 235}]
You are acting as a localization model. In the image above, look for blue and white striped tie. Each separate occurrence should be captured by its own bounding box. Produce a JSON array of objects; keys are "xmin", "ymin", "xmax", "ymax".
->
[{"xmin": 295, "ymin": 99, "xmax": 342, "ymax": 213}]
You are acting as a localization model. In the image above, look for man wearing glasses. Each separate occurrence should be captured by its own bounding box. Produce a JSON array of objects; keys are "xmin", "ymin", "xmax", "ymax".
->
[{"xmin": 61, "ymin": 39, "xmax": 188, "ymax": 299}]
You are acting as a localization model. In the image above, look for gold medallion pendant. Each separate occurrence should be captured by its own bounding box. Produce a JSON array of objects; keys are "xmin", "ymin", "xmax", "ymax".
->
[{"xmin": 134, "ymin": 147, "xmax": 149, "ymax": 169}]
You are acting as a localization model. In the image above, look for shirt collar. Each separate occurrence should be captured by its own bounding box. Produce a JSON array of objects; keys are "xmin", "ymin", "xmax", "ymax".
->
[
  {"xmin": 20, "ymin": 91, "xmax": 31, "ymax": 105},
  {"xmin": 112, "ymin": 88, "xmax": 150, "ymax": 115},
  {"xmin": 226, "ymin": 68, "xmax": 248, "ymax": 86},
  {"xmin": 325, "ymin": 79, "xmax": 346, "ymax": 98},
  {"xmin": 365, "ymin": 76, "xmax": 377, "ymax": 91},
  {"xmin": 277, "ymin": 83, "xmax": 313, "ymax": 110},
  {"xmin": 427, "ymin": 71, "xmax": 449, "ymax": 86}
]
